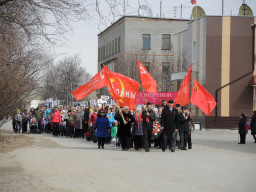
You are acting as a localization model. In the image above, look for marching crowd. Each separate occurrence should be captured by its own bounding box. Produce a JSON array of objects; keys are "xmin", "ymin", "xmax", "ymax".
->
[{"xmin": 12, "ymin": 99, "xmax": 256, "ymax": 152}]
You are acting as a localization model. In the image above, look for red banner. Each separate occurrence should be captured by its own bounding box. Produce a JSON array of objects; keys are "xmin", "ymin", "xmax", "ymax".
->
[
  {"xmin": 136, "ymin": 92, "xmax": 178, "ymax": 105},
  {"xmin": 103, "ymin": 66, "xmax": 140, "ymax": 110}
]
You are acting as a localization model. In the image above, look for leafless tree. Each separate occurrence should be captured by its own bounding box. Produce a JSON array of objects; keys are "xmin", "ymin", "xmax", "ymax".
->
[
  {"xmin": 0, "ymin": 26, "xmax": 52, "ymax": 121},
  {"xmin": 43, "ymin": 55, "xmax": 91, "ymax": 106}
]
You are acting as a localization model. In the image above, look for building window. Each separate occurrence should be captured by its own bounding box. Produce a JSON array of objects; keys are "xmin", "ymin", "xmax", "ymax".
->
[
  {"xmin": 142, "ymin": 34, "xmax": 151, "ymax": 49},
  {"xmin": 109, "ymin": 42, "xmax": 111, "ymax": 57},
  {"xmin": 103, "ymin": 46, "xmax": 105, "ymax": 60},
  {"xmin": 106, "ymin": 43, "xmax": 108, "ymax": 58},
  {"xmin": 101, "ymin": 47, "xmax": 103, "ymax": 61},
  {"xmin": 192, "ymin": 42, "xmax": 196, "ymax": 63},
  {"xmin": 115, "ymin": 38, "xmax": 117, "ymax": 53},
  {"xmin": 112, "ymin": 40, "xmax": 114, "ymax": 55},
  {"xmin": 162, "ymin": 34, "xmax": 171, "ymax": 50},
  {"xmin": 98, "ymin": 48, "xmax": 100, "ymax": 61},
  {"xmin": 143, "ymin": 62, "xmax": 150, "ymax": 73},
  {"xmin": 162, "ymin": 62, "xmax": 170, "ymax": 76},
  {"xmin": 118, "ymin": 36, "xmax": 121, "ymax": 52}
]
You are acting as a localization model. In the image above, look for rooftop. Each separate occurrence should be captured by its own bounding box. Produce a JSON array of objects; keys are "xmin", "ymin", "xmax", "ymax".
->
[{"xmin": 98, "ymin": 15, "xmax": 190, "ymax": 36}]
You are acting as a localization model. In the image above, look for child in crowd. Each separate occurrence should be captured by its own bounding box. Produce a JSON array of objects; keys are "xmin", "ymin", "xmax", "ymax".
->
[
  {"xmin": 111, "ymin": 120, "xmax": 118, "ymax": 149},
  {"xmin": 30, "ymin": 117, "xmax": 38, "ymax": 134}
]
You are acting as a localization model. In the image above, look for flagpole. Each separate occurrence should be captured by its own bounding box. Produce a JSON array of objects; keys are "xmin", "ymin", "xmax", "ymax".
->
[{"xmin": 142, "ymin": 85, "xmax": 147, "ymax": 106}]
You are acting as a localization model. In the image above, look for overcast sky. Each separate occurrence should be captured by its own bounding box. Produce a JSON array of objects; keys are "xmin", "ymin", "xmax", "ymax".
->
[{"xmin": 53, "ymin": 0, "xmax": 256, "ymax": 76}]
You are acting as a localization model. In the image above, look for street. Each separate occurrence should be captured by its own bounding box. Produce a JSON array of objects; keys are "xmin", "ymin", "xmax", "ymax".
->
[{"xmin": 0, "ymin": 121, "xmax": 255, "ymax": 192}]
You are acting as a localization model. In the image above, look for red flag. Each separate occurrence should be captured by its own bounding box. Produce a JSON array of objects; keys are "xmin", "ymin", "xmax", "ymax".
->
[
  {"xmin": 174, "ymin": 63, "xmax": 193, "ymax": 106},
  {"xmin": 103, "ymin": 66, "xmax": 140, "ymax": 110},
  {"xmin": 191, "ymin": 0, "xmax": 196, "ymax": 5},
  {"xmin": 72, "ymin": 68, "xmax": 106, "ymax": 100},
  {"xmin": 190, "ymin": 79, "xmax": 217, "ymax": 116},
  {"xmin": 137, "ymin": 59, "xmax": 157, "ymax": 93}
]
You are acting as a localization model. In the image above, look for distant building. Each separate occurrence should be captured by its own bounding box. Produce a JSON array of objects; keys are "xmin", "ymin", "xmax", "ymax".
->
[
  {"xmin": 173, "ymin": 16, "xmax": 256, "ymax": 128},
  {"xmin": 97, "ymin": 15, "xmax": 189, "ymax": 95}
]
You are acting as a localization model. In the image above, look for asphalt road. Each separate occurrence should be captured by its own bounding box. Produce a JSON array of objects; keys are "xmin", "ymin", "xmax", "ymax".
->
[{"xmin": 0, "ymin": 121, "xmax": 255, "ymax": 192}]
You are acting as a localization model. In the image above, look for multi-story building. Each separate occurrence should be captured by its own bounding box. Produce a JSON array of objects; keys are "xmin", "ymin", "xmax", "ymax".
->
[
  {"xmin": 173, "ymin": 16, "xmax": 256, "ymax": 128},
  {"xmin": 97, "ymin": 15, "xmax": 189, "ymax": 95}
]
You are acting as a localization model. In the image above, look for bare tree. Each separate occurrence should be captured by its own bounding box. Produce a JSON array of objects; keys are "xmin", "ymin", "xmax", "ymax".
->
[
  {"xmin": 0, "ymin": 26, "xmax": 52, "ymax": 121},
  {"xmin": 43, "ymin": 55, "xmax": 91, "ymax": 106}
]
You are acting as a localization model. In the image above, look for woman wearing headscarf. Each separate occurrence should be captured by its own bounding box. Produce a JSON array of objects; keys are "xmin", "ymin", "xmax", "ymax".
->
[
  {"xmin": 238, "ymin": 113, "xmax": 247, "ymax": 144},
  {"xmin": 94, "ymin": 108, "xmax": 110, "ymax": 149}
]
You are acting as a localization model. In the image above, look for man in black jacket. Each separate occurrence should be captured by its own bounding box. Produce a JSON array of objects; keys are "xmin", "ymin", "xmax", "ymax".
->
[
  {"xmin": 178, "ymin": 106, "xmax": 191, "ymax": 150},
  {"xmin": 142, "ymin": 103, "xmax": 156, "ymax": 152},
  {"xmin": 160, "ymin": 100, "xmax": 179, "ymax": 152}
]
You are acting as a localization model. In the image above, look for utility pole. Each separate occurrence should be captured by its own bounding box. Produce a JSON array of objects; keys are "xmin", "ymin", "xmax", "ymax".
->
[
  {"xmin": 123, "ymin": 0, "xmax": 125, "ymax": 16},
  {"xmin": 222, "ymin": 0, "xmax": 224, "ymax": 15},
  {"xmin": 160, "ymin": 0, "xmax": 162, "ymax": 18}
]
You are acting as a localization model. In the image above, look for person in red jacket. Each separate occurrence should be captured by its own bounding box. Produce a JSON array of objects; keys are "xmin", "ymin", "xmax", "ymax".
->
[
  {"xmin": 88, "ymin": 106, "xmax": 98, "ymax": 128},
  {"xmin": 52, "ymin": 106, "xmax": 61, "ymax": 136}
]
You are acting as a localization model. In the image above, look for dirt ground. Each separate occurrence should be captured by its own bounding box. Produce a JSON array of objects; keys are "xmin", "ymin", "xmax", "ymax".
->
[
  {"xmin": 0, "ymin": 121, "xmax": 256, "ymax": 192},
  {"xmin": 0, "ymin": 129, "xmax": 33, "ymax": 153}
]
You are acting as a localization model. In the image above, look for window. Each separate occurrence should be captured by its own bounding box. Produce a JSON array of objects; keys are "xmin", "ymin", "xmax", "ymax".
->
[
  {"xmin": 142, "ymin": 34, "xmax": 151, "ymax": 49},
  {"xmin": 115, "ymin": 38, "xmax": 117, "ymax": 53},
  {"xmin": 162, "ymin": 62, "xmax": 170, "ymax": 76},
  {"xmin": 143, "ymin": 62, "xmax": 150, "ymax": 73},
  {"xmin": 162, "ymin": 34, "xmax": 171, "ymax": 50},
  {"xmin": 118, "ymin": 36, "xmax": 121, "ymax": 52},
  {"xmin": 106, "ymin": 43, "xmax": 108, "ymax": 58},
  {"xmin": 101, "ymin": 47, "xmax": 103, "ymax": 61},
  {"xmin": 103, "ymin": 46, "xmax": 105, "ymax": 60},
  {"xmin": 98, "ymin": 48, "xmax": 100, "ymax": 61},
  {"xmin": 112, "ymin": 40, "xmax": 114, "ymax": 55},
  {"xmin": 109, "ymin": 42, "xmax": 111, "ymax": 57}
]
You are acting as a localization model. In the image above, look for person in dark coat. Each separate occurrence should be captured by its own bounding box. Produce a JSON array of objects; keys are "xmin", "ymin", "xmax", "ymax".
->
[
  {"xmin": 83, "ymin": 107, "xmax": 90, "ymax": 133},
  {"xmin": 250, "ymin": 111, "xmax": 256, "ymax": 143},
  {"xmin": 116, "ymin": 106, "xmax": 134, "ymax": 151},
  {"xmin": 178, "ymin": 106, "xmax": 191, "ymax": 150},
  {"xmin": 142, "ymin": 103, "xmax": 156, "ymax": 152},
  {"xmin": 238, "ymin": 113, "xmax": 247, "ymax": 144},
  {"xmin": 160, "ymin": 100, "xmax": 179, "ymax": 152},
  {"xmin": 94, "ymin": 108, "xmax": 110, "ymax": 149}
]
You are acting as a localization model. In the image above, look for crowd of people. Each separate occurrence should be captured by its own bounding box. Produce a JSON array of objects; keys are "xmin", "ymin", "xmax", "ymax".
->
[{"xmin": 12, "ymin": 99, "xmax": 256, "ymax": 152}]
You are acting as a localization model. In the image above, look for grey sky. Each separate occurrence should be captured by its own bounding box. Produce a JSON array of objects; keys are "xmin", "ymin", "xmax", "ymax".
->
[{"xmin": 53, "ymin": 0, "xmax": 256, "ymax": 76}]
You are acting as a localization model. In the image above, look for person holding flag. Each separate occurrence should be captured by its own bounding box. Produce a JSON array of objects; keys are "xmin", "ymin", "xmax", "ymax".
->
[{"xmin": 116, "ymin": 106, "xmax": 134, "ymax": 151}]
